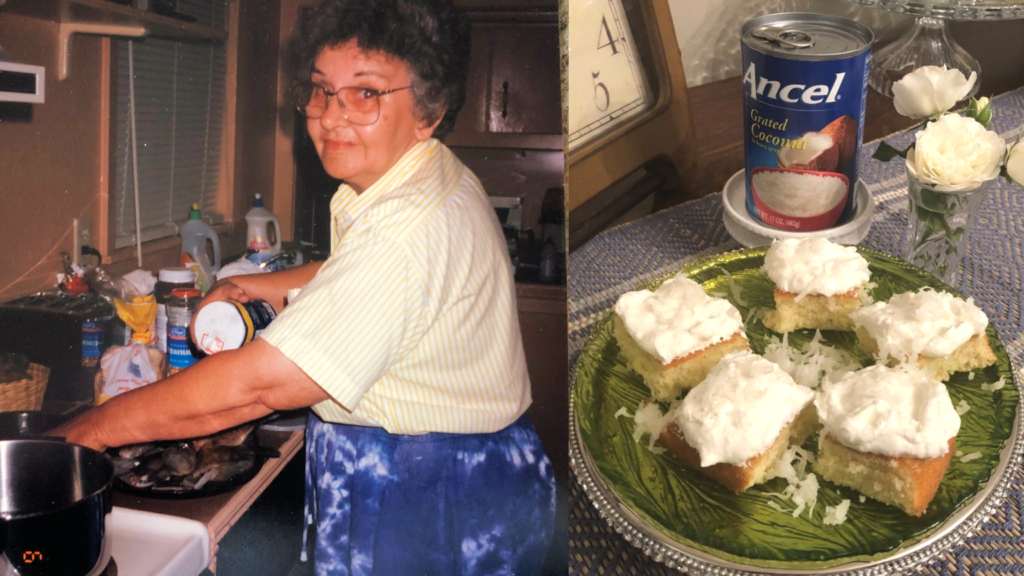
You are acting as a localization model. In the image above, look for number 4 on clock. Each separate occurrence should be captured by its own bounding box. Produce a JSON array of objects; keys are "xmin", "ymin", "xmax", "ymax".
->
[{"xmin": 597, "ymin": 15, "xmax": 620, "ymax": 55}]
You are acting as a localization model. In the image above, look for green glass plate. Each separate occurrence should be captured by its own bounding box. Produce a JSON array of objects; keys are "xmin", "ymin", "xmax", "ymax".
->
[{"xmin": 571, "ymin": 246, "xmax": 1021, "ymax": 572}]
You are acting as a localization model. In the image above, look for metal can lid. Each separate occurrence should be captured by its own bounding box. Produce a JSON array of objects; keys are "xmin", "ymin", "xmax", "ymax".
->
[
  {"xmin": 193, "ymin": 301, "xmax": 247, "ymax": 354},
  {"xmin": 159, "ymin": 267, "xmax": 197, "ymax": 284},
  {"xmin": 170, "ymin": 288, "xmax": 201, "ymax": 298},
  {"xmin": 742, "ymin": 13, "xmax": 873, "ymax": 60}
]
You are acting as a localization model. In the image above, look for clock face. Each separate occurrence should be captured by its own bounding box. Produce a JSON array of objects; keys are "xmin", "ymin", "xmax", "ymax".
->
[{"xmin": 566, "ymin": 0, "xmax": 655, "ymax": 153}]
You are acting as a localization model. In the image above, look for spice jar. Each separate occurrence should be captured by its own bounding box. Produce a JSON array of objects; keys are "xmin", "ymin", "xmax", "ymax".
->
[{"xmin": 166, "ymin": 288, "xmax": 201, "ymax": 375}]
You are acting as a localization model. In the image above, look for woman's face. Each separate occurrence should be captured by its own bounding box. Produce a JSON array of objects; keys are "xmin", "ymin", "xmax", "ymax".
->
[{"xmin": 307, "ymin": 40, "xmax": 440, "ymax": 193}]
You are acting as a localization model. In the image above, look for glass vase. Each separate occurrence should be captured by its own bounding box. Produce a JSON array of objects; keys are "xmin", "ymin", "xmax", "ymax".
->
[{"xmin": 905, "ymin": 173, "xmax": 991, "ymax": 286}]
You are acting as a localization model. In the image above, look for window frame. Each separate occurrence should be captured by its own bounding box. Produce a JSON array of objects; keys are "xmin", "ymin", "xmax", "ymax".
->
[{"xmin": 96, "ymin": 0, "xmax": 243, "ymax": 267}]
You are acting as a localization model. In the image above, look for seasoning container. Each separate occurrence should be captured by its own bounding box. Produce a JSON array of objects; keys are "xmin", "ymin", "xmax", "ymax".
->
[
  {"xmin": 155, "ymin": 268, "xmax": 197, "ymax": 353},
  {"xmin": 193, "ymin": 299, "xmax": 277, "ymax": 355},
  {"xmin": 166, "ymin": 288, "xmax": 201, "ymax": 375},
  {"xmin": 81, "ymin": 314, "xmax": 114, "ymax": 369}
]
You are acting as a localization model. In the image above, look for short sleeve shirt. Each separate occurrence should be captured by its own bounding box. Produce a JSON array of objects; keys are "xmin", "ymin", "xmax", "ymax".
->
[{"xmin": 260, "ymin": 139, "xmax": 531, "ymax": 434}]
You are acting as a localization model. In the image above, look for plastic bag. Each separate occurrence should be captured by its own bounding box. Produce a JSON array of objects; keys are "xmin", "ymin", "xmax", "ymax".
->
[
  {"xmin": 96, "ymin": 343, "xmax": 167, "ymax": 404},
  {"xmin": 95, "ymin": 295, "xmax": 166, "ymax": 404}
]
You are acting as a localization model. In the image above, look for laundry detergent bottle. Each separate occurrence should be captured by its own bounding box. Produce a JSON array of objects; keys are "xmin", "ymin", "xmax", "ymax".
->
[
  {"xmin": 179, "ymin": 204, "xmax": 221, "ymax": 293},
  {"xmin": 245, "ymin": 194, "xmax": 281, "ymax": 265}
]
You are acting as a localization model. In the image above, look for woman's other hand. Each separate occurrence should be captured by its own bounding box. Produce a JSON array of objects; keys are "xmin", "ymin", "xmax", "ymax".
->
[{"xmin": 203, "ymin": 278, "xmax": 251, "ymax": 306}]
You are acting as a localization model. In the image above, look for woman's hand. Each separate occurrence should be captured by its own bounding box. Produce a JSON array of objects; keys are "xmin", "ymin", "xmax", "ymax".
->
[
  {"xmin": 48, "ymin": 410, "xmax": 108, "ymax": 452},
  {"xmin": 202, "ymin": 278, "xmax": 251, "ymax": 305}
]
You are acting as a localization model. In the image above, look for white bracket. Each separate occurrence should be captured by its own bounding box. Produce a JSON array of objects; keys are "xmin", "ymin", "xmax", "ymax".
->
[{"xmin": 58, "ymin": 22, "xmax": 147, "ymax": 81}]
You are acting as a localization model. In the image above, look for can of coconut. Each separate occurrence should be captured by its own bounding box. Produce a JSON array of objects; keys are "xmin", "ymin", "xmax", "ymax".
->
[{"xmin": 741, "ymin": 13, "xmax": 872, "ymax": 231}]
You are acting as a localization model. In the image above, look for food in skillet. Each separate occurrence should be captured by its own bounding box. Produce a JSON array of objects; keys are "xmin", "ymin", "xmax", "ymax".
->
[{"xmin": 113, "ymin": 422, "xmax": 278, "ymax": 493}]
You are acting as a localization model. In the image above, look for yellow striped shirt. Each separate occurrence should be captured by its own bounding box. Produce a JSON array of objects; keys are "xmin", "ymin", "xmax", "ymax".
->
[{"xmin": 260, "ymin": 139, "xmax": 531, "ymax": 434}]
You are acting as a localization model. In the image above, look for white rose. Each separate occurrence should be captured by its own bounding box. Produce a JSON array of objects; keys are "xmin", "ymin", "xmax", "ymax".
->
[
  {"xmin": 892, "ymin": 66, "xmax": 977, "ymax": 119},
  {"xmin": 906, "ymin": 114, "xmax": 1005, "ymax": 191},
  {"xmin": 1006, "ymin": 140, "xmax": 1024, "ymax": 185}
]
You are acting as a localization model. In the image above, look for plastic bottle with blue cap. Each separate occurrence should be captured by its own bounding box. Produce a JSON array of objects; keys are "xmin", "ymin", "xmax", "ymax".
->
[{"xmin": 245, "ymin": 194, "xmax": 282, "ymax": 265}]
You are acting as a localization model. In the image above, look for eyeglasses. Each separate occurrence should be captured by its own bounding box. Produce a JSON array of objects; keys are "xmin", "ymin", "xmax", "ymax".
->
[{"xmin": 294, "ymin": 82, "xmax": 412, "ymax": 125}]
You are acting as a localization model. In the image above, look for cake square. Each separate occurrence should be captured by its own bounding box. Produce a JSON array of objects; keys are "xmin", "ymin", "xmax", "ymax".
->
[
  {"xmin": 851, "ymin": 288, "xmax": 997, "ymax": 381},
  {"xmin": 659, "ymin": 404, "xmax": 818, "ymax": 492},
  {"xmin": 760, "ymin": 238, "xmax": 871, "ymax": 333},
  {"xmin": 657, "ymin": 351, "xmax": 817, "ymax": 492},
  {"xmin": 814, "ymin": 433, "xmax": 954, "ymax": 517},
  {"xmin": 613, "ymin": 274, "xmax": 748, "ymax": 401},
  {"xmin": 813, "ymin": 364, "xmax": 961, "ymax": 516}
]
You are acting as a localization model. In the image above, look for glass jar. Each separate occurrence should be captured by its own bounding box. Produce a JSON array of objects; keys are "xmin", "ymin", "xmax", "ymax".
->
[{"xmin": 166, "ymin": 288, "xmax": 201, "ymax": 375}]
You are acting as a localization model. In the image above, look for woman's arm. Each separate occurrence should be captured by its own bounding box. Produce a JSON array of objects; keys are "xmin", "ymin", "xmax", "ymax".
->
[
  {"xmin": 51, "ymin": 338, "xmax": 332, "ymax": 452},
  {"xmin": 203, "ymin": 261, "xmax": 324, "ymax": 313}
]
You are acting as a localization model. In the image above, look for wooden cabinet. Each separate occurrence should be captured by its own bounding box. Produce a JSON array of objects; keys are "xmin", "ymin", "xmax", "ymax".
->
[
  {"xmin": 444, "ymin": 11, "xmax": 562, "ymax": 150},
  {"xmin": 517, "ymin": 283, "xmax": 568, "ymax": 482}
]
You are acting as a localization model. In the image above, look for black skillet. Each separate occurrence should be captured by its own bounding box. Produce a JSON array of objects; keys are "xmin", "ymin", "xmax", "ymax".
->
[{"xmin": 111, "ymin": 433, "xmax": 280, "ymax": 500}]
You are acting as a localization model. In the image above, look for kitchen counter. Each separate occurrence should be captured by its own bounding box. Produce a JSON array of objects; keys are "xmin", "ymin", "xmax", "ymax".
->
[{"xmin": 112, "ymin": 428, "xmax": 305, "ymax": 574}]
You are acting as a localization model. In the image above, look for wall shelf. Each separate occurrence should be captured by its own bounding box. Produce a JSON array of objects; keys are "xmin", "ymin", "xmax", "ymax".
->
[
  {"xmin": 5, "ymin": 0, "xmax": 228, "ymax": 41},
  {"xmin": 3, "ymin": 0, "xmax": 227, "ymax": 79}
]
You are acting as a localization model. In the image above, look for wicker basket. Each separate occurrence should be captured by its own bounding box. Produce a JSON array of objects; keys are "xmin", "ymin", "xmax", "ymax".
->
[{"xmin": 0, "ymin": 363, "xmax": 50, "ymax": 411}]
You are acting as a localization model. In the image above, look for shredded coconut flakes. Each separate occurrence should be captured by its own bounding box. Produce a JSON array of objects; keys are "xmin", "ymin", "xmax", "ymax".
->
[
  {"xmin": 721, "ymin": 268, "xmax": 748, "ymax": 307},
  {"xmin": 765, "ymin": 446, "xmax": 819, "ymax": 519},
  {"xmin": 960, "ymin": 452, "xmax": 983, "ymax": 463},
  {"xmin": 823, "ymin": 499, "xmax": 851, "ymax": 526},
  {"xmin": 981, "ymin": 377, "xmax": 1006, "ymax": 392},
  {"xmin": 762, "ymin": 330, "xmax": 861, "ymax": 390}
]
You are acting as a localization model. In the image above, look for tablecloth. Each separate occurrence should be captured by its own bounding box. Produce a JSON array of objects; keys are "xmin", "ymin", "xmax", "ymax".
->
[{"xmin": 567, "ymin": 85, "xmax": 1024, "ymax": 575}]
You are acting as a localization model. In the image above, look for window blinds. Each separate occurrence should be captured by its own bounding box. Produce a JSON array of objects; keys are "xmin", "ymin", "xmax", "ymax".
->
[{"xmin": 113, "ymin": 0, "xmax": 227, "ymax": 249}]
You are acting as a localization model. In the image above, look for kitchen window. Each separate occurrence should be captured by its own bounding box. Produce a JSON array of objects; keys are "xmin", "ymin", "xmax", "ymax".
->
[{"xmin": 112, "ymin": 0, "xmax": 227, "ymax": 249}]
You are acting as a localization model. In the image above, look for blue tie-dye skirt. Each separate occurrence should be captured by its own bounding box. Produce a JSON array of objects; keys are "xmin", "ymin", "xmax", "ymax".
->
[{"xmin": 302, "ymin": 413, "xmax": 556, "ymax": 575}]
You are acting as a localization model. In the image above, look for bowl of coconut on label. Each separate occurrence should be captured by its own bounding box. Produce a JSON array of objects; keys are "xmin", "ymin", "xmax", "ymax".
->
[
  {"xmin": 722, "ymin": 169, "xmax": 874, "ymax": 248},
  {"xmin": 749, "ymin": 167, "xmax": 850, "ymax": 231}
]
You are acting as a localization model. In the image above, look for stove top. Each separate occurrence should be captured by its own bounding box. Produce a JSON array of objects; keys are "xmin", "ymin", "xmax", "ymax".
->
[{"xmin": 107, "ymin": 507, "xmax": 209, "ymax": 576}]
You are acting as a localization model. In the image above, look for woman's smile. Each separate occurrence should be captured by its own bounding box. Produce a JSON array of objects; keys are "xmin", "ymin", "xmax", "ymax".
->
[{"xmin": 323, "ymin": 138, "xmax": 357, "ymax": 151}]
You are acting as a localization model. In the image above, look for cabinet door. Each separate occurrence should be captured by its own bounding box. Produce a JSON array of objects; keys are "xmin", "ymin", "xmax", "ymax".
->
[
  {"xmin": 446, "ymin": 19, "xmax": 562, "ymax": 149},
  {"xmin": 517, "ymin": 284, "xmax": 568, "ymax": 483},
  {"xmin": 486, "ymin": 24, "xmax": 561, "ymax": 135}
]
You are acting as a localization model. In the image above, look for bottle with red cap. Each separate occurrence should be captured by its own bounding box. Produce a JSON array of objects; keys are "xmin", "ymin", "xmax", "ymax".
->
[{"xmin": 166, "ymin": 288, "xmax": 202, "ymax": 375}]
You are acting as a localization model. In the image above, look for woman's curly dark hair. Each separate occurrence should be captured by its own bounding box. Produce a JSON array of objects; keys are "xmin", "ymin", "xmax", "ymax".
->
[{"xmin": 290, "ymin": 0, "xmax": 470, "ymax": 139}]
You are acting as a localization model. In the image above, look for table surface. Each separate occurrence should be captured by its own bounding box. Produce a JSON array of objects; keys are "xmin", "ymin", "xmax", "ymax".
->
[
  {"xmin": 567, "ymin": 86, "xmax": 1024, "ymax": 575},
  {"xmin": 112, "ymin": 427, "xmax": 305, "ymax": 574}
]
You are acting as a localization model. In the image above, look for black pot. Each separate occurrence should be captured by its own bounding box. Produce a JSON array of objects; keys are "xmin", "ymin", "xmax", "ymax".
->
[
  {"xmin": 0, "ymin": 412, "xmax": 55, "ymax": 440},
  {"xmin": 0, "ymin": 440, "xmax": 113, "ymax": 576}
]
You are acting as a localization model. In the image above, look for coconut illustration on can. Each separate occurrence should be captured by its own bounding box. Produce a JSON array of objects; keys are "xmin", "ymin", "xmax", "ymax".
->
[{"xmin": 742, "ymin": 14, "xmax": 872, "ymax": 232}]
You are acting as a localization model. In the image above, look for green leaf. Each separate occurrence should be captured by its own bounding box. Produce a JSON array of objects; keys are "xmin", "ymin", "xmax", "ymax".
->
[
  {"xmin": 918, "ymin": 188, "xmax": 952, "ymax": 213},
  {"xmin": 873, "ymin": 141, "xmax": 913, "ymax": 162}
]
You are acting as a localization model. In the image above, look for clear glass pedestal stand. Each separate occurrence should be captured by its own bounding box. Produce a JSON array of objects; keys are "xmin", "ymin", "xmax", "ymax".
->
[
  {"xmin": 869, "ymin": 17, "xmax": 980, "ymax": 98},
  {"xmin": 843, "ymin": 0, "xmax": 1024, "ymax": 97}
]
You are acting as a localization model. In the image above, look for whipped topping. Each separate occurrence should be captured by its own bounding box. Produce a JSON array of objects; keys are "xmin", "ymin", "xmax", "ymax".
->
[
  {"xmin": 815, "ymin": 364, "xmax": 961, "ymax": 459},
  {"xmin": 614, "ymin": 274, "xmax": 744, "ymax": 364},
  {"xmin": 763, "ymin": 238, "xmax": 871, "ymax": 299},
  {"xmin": 673, "ymin": 351, "xmax": 815, "ymax": 467},
  {"xmin": 850, "ymin": 288, "xmax": 988, "ymax": 361}
]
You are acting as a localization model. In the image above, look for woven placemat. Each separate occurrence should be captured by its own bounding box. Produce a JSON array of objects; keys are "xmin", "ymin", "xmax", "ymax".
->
[{"xmin": 568, "ymin": 85, "xmax": 1024, "ymax": 575}]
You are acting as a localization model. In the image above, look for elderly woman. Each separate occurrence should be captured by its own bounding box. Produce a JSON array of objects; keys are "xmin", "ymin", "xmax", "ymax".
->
[{"xmin": 53, "ymin": 0, "xmax": 556, "ymax": 573}]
